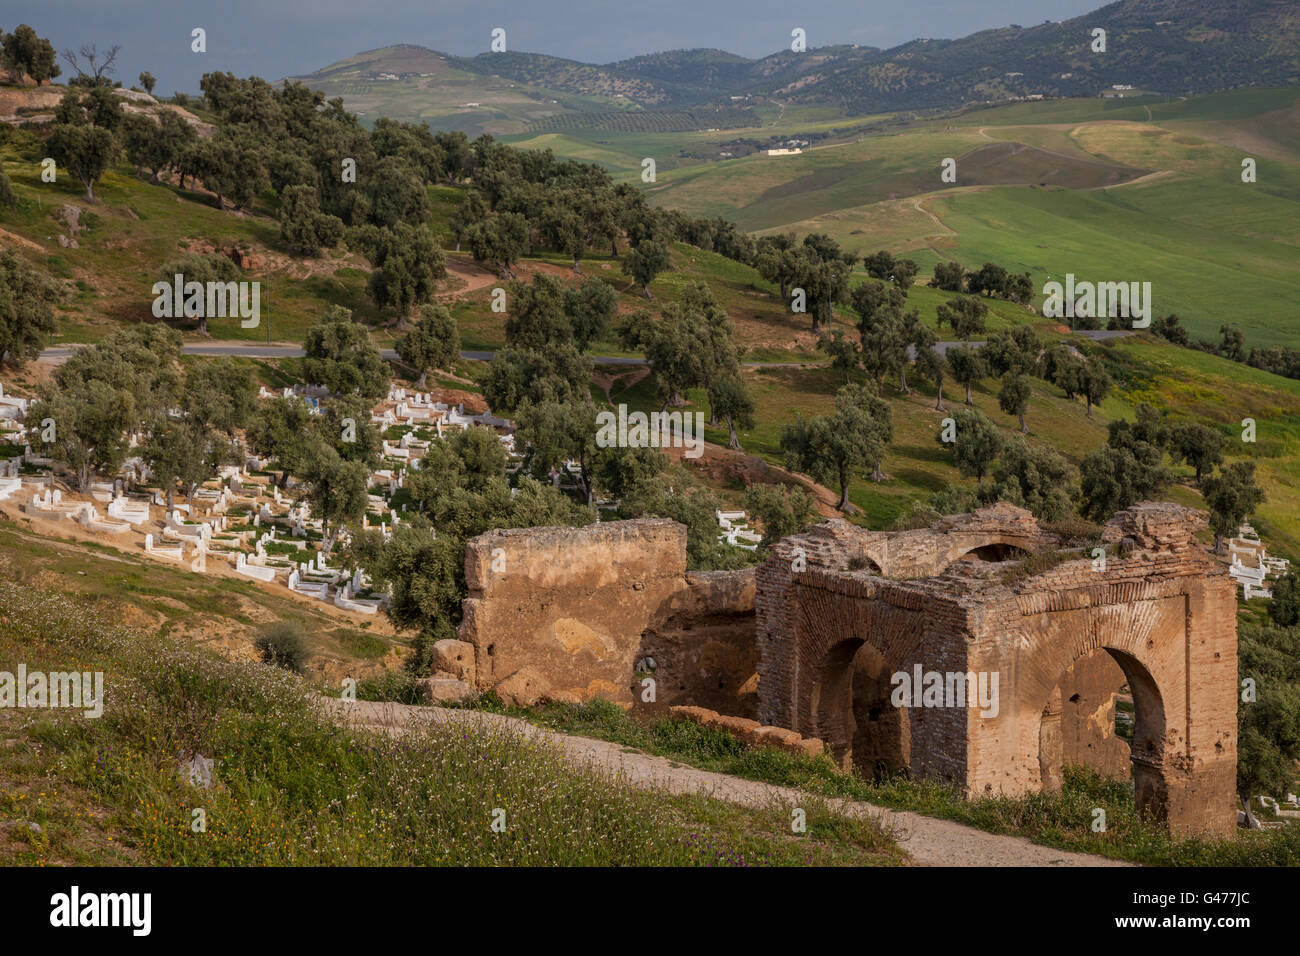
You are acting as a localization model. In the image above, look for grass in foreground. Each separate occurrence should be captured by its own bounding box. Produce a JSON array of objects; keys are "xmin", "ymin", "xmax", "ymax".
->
[
  {"xmin": 0, "ymin": 583, "xmax": 898, "ymax": 866},
  {"xmin": 455, "ymin": 695, "xmax": 1300, "ymax": 867}
]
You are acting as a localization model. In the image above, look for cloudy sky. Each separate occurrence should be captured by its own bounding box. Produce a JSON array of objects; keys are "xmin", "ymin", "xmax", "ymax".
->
[{"xmin": 15, "ymin": 0, "xmax": 1101, "ymax": 95}]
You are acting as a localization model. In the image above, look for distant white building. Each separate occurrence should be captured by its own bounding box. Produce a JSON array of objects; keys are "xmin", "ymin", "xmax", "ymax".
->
[{"xmin": 766, "ymin": 148, "xmax": 802, "ymax": 156}]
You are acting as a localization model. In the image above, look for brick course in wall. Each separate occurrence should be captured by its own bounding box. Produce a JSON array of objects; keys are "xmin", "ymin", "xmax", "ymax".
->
[
  {"xmin": 458, "ymin": 519, "xmax": 758, "ymax": 712},
  {"xmin": 755, "ymin": 501, "xmax": 1238, "ymax": 837},
  {"xmin": 459, "ymin": 502, "xmax": 1237, "ymax": 837}
]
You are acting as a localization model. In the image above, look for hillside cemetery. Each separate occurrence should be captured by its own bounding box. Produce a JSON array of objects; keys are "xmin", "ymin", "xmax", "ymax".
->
[{"xmin": 0, "ymin": 379, "xmax": 533, "ymax": 615}]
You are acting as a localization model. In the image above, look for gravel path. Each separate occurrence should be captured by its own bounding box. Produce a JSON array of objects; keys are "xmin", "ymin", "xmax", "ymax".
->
[{"xmin": 320, "ymin": 698, "xmax": 1130, "ymax": 867}]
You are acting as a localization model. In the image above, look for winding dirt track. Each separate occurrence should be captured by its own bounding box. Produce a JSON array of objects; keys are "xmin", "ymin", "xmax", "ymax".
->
[{"xmin": 321, "ymin": 698, "xmax": 1131, "ymax": 867}]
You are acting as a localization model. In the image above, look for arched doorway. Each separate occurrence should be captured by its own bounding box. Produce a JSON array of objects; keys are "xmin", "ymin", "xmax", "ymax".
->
[
  {"xmin": 1037, "ymin": 647, "xmax": 1165, "ymax": 808},
  {"xmin": 851, "ymin": 642, "xmax": 910, "ymax": 776},
  {"xmin": 810, "ymin": 638, "xmax": 909, "ymax": 776},
  {"xmin": 810, "ymin": 639, "xmax": 862, "ymax": 771}
]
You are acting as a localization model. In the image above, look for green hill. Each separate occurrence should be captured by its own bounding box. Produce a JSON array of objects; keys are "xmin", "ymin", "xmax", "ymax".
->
[
  {"xmin": 632, "ymin": 88, "xmax": 1300, "ymax": 348},
  {"xmin": 4, "ymin": 72, "xmax": 1298, "ymax": 563},
  {"xmin": 293, "ymin": 0, "xmax": 1298, "ymax": 135},
  {"xmin": 285, "ymin": 45, "xmax": 646, "ymax": 135}
]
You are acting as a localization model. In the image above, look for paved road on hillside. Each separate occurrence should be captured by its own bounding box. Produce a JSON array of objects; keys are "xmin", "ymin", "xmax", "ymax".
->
[
  {"xmin": 38, "ymin": 344, "xmax": 809, "ymax": 368},
  {"xmin": 323, "ymin": 698, "xmax": 1131, "ymax": 868},
  {"xmin": 39, "ymin": 328, "xmax": 1133, "ymax": 367}
]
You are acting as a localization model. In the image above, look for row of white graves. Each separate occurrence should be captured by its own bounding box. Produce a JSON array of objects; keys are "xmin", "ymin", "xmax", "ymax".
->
[
  {"xmin": 1228, "ymin": 523, "xmax": 1292, "ymax": 601},
  {"xmin": 6, "ymin": 451, "xmax": 386, "ymax": 614},
  {"xmin": 0, "ymin": 377, "xmax": 526, "ymax": 614},
  {"xmin": 0, "ymin": 383, "xmax": 30, "ymax": 421},
  {"xmin": 716, "ymin": 509, "xmax": 762, "ymax": 551}
]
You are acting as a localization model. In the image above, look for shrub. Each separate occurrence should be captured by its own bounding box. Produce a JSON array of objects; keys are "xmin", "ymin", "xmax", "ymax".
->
[
  {"xmin": 254, "ymin": 621, "xmax": 308, "ymax": 672},
  {"xmin": 356, "ymin": 669, "xmax": 422, "ymax": 704},
  {"xmin": 1041, "ymin": 517, "xmax": 1104, "ymax": 548}
]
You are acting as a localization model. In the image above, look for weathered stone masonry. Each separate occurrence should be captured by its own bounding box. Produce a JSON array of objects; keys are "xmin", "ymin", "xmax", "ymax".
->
[
  {"xmin": 459, "ymin": 501, "xmax": 1238, "ymax": 837},
  {"xmin": 458, "ymin": 519, "xmax": 758, "ymax": 712},
  {"xmin": 755, "ymin": 502, "xmax": 1237, "ymax": 837}
]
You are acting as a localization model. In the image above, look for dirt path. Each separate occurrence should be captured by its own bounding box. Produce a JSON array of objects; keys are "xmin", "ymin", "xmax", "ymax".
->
[
  {"xmin": 1089, "ymin": 168, "xmax": 1176, "ymax": 191},
  {"xmin": 911, "ymin": 196, "xmax": 956, "ymax": 235},
  {"xmin": 0, "ymin": 227, "xmax": 46, "ymax": 253},
  {"xmin": 437, "ymin": 254, "xmax": 500, "ymax": 299},
  {"xmin": 321, "ymin": 698, "xmax": 1130, "ymax": 867}
]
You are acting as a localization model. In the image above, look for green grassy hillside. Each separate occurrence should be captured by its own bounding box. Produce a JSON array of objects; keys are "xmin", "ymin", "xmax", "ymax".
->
[
  {"xmin": 285, "ymin": 45, "xmax": 645, "ymax": 135},
  {"xmin": 631, "ymin": 89, "xmax": 1300, "ymax": 347},
  {"xmin": 4, "ymin": 84, "xmax": 1297, "ymax": 563}
]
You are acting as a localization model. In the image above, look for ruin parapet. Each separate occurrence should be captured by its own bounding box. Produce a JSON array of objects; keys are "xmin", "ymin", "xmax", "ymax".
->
[
  {"xmin": 754, "ymin": 501, "xmax": 1237, "ymax": 837},
  {"xmin": 459, "ymin": 502, "xmax": 1237, "ymax": 836}
]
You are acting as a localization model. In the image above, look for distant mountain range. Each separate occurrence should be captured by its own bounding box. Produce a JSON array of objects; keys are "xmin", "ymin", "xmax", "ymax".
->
[{"xmin": 288, "ymin": 0, "xmax": 1299, "ymax": 132}]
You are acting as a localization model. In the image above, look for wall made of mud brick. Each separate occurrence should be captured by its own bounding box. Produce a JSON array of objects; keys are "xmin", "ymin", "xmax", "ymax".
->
[{"xmin": 458, "ymin": 519, "xmax": 758, "ymax": 709}]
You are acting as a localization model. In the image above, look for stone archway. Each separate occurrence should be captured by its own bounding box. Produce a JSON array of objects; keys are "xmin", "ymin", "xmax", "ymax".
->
[
  {"xmin": 850, "ymin": 642, "xmax": 911, "ymax": 775},
  {"xmin": 1106, "ymin": 647, "xmax": 1170, "ymax": 821},
  {"xmin": 757, "ymin": 502, "xmax": 1238, "ymax": 836},
  {"xmin": 1037, "ymin": 647, "xmax": 1146, "ymax": 795},
  {"xmin": 809, "ymin": 638, "xmax": 911, "ymax": 775},
  {"xmin": 810, "ymin": 638, "xmax": 863, "ymax": 770},
  {"xmin": 959, "ymin": 542, "xmax": 1031, "ymax": 563},
  {"xmin": 1005, "ymin": 588, "xmax": 1222, "ymax": 833}
]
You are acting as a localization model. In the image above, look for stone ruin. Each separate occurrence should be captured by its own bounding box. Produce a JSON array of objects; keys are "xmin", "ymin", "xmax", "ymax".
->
[
  {"xmin": 457, "ymin": 501, "xmax": 1237, "ymax": 837},
  {"xmin": 458, "ymin": 520, "xmax": 758, "ymax": 713}
]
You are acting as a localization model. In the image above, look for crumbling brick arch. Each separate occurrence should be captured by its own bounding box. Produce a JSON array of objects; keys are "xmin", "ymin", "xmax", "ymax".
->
[
  {"xmin": 788, "ymin": 574, "xmax": 935, "ymax": 776},
  {"xmin": 956, "ymin": 541, "xmax": 1033, "ymax": 563},
  {"xmin": 758, "ymin": 502, "xmax": 1238, "ymax": 835},
  {"xmin": 1035, "ymin": 646, "xmax": 1132, "ymax": 792},
  {"xmin": 1036, "ymin": 647, "xmax": 1160, "ymax": 794},
  {"xmin": 1007, "ymin": 583, "xmax": 1216, "ymax": 829},
  {"xmin": 942, "ymin": 533, "xmax": 1039, "ymax": 571},
  {"xmin": 807, "ymin": 638, "xmax": 914, "ymax": 774},
  {"xmin": 810, "ymin": 637, "xmax": 865, "ymax": 770}
]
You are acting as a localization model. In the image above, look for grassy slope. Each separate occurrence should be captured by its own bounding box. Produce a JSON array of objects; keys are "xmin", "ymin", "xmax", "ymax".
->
[
  {"xmin": 490, "ymin": 695, "xmax": 1300, "ymax": 866},
  {"xmin": 0, "ymin": 582, "xmax": 899, "ymax": 866},
  {"xmin": 0, "ymin": 520, "xmax": 404, "ymax": 674},
  {"xmin": 4, "ymin": 87, "xmax": 1298, "ymax": 546},
  {"xmin": 0, "ymin": 153, "xmax": 378, "ymax": 343},
  {"xmin": 5, "ymin": 139, "xmax": 1296, "ymax": 556},
  {"xmin": 286, "ymin": 48, "xmax": 635, "ymax": 135},
  {"xmin": 604, "ymin": 296, "xmax": 1300, "ymax": 559},
  {"xmin": 500, "ymin": 105, "xmax": 901, "ymax": 178}
]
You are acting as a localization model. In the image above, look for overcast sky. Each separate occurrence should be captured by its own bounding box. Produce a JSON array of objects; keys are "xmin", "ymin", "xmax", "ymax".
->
[{"xmin": 14, "ymin": 0, "xmax": 1102, "ymax": 96}]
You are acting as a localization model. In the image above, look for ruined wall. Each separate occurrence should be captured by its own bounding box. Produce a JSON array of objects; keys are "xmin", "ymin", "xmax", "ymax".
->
[
  {"xmin": 635, "ymin": 569, "xmax": 759, "ymax": 716},
  {"xmin": 458, "ymin": 519, "xmax": 757, "ymax": 710},
  {"xmin": 1056, "ymin": 648, "xmax": 1131, "ymax": 780},
  {"xmin": 459, "ymin": 503, "xmax": 1237, "ymax": 836},
  {"xmin": 756, "ymin": 502, "xmax": 1238, "ymax": 837}
]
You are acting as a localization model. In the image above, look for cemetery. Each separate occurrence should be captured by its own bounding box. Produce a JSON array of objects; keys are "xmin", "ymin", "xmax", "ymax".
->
[{"xmin": 0, "ymin": 378, "xmax": 532, "ymax": 619}]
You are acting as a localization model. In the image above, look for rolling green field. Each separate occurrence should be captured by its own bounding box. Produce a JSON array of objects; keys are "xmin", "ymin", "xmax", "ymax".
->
[
  {"xmin": 501, "ymin": 105, "xmax": 902, "ymax": 178},
  {"xmin": 618, "ymin": 88, "xmax": 1300, "ymax": 348},
  {"xmin": 286, "ymin": 46, "xmax": 641, "ymax": 136}
]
